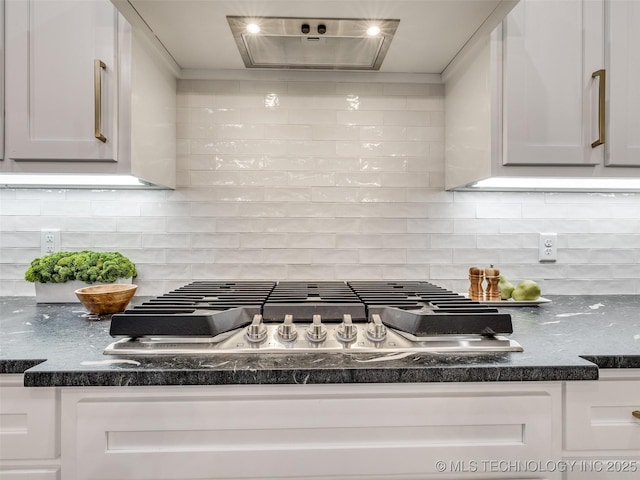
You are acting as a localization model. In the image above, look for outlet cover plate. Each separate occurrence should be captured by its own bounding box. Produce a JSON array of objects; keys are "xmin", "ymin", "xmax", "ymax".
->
[
  {"xmin": 538, "ymin": 233, "xmax": 557, "ymax": 262},
  {"xmin": 41, "ymin": 229, "xmax": 60, "ymax": 255}
]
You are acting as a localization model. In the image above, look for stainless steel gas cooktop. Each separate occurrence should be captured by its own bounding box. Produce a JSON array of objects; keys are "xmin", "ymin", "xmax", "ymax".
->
[{"xmin": 104, "ymin": 281, "xmax": 523, "ymax": 356}]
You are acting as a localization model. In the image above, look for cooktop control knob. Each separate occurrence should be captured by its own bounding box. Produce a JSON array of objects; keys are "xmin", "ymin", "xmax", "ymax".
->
[
  {"xmin": 366, "ymin": 314, "xmax": 387, "ymax": 342},
  {"xmin": 277, "ymin": 314, "xmax": 298, "ymax": 341},
  {"xmin": 245, "ymin": 314, "xmax": 267, "ymax": 343},
  {"xmin": 336, "ymin": 314, "xmax": 358, "ymax": 343},
  {"xmin": 306, "ymin": 315, "xmax": 327, "ymax": 343}
]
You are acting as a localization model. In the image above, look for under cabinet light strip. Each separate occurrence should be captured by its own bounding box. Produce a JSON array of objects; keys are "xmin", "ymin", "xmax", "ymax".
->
[
  {"xmin": 469, "ymin": 177, "xmax": 640, "ymax": 191},
  {"xmin": 0, "ymin": 174, "xmax": 149, "ymax": 188}
]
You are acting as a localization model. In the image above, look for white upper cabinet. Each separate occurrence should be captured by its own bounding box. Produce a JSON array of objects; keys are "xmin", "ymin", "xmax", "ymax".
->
[
  {"xmin": 444, "ymin": 0, "xmax": 640, "ymax": 190},
  {"xmin": 5, "ymin": 0, "xmax": 118, "ymax": 161},
  {"xmin": 2, "ymin": 0, "xmax": 176, "ymax": 188},
  {"xmin": 606, "ymin": 0, "xmax": 640, "ymax": 167},
  {"xmin": 502, "ymin": 0, "xmax": 604, "ymax": 166}
]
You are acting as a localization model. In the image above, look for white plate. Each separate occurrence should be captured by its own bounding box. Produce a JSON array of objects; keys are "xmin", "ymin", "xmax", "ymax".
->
[
  {"xmin": 461, "ymin": 295, "xmax": 552, "ymax": 306},
  {"xmin": 481, "ymin": 297, "xmax": 552, "ymax": 306}
]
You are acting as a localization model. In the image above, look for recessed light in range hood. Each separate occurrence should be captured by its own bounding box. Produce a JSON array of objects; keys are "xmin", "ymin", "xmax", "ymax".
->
[{"xmin": 227, "ymin": 16, "xmax": 399, "ymax": 70}]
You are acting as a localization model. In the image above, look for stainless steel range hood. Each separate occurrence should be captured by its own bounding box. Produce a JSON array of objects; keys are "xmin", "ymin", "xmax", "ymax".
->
[
  {"xmin": 227, "ymin": 16, "xmax": 399, "ymax": 70},
  {"xmin": 111, "ymin": 1, "xmax": 519, "ymax": 76}
]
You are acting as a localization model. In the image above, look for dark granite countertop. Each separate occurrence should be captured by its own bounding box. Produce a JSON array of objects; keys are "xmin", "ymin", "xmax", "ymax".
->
[{"xmin": 1, "ymin": 295, "xmax": 638, "ymax": 387}]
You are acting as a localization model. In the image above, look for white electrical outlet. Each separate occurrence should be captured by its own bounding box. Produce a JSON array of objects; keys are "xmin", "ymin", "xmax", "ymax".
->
[
  {"xmin": 538, "ymin": 233, "xmax": 557, "ymax": 262},
  {"xmin": 41, "ymin": 229, "xmax": 61, "ymax": 255}
]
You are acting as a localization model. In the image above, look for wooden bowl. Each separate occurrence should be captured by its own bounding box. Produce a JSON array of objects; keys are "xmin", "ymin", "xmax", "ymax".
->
[{"xmin": 74, "ymin": 284, "xmax": 137, "ymax": 315}]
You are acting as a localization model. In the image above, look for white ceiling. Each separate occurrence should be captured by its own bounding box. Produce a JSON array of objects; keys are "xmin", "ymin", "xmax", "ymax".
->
[{"xmin": 127, "ymin": 0, "xmax": 510, "ymax": 74}]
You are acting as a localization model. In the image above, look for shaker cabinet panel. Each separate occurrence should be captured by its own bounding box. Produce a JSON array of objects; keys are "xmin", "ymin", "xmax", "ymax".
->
[
  {"xmin": 502, "ymin": 0, "xmax": 604, "ymax": 166},
  {"xmin": 62, "ymin": 384, "xmax": 560, "ymax": 480},
  {"xmin": 0, "ymin": 470, "xmax": 60, "ymax": 480},
  {"xmin": 606, "ymin": 0, "xmax": 640, "ymax": 167},
  {"xmin": 565, "ymin": 378, "xmax": 640, "ymax": 452},
  {"xmin": 0, "ymin": 375, "xmax": 59, "ymax": 461},
  {"xmin": 4, "ymin": 0, "xmax": 117, "ymax": 161}
]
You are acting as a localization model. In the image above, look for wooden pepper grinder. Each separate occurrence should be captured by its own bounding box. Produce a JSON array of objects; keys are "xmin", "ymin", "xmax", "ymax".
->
[
  {"xmin": 468, "ymin": 267, "xmax": 484, "ymax": 301},
  {"xmin": 485, "ymin": 266, "xmax": 501, "ymax": 301}
]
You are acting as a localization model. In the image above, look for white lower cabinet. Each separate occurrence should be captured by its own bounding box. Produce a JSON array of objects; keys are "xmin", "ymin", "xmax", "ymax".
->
[
  {"xmin": 60, "ymin": 383, "xmax": 562, "ymax": 480},
  {"xmin": 0, "ymin": 375, "xmax": 60, "ymax": 479},
  {"xmin": 5, "ymin": 372, "xmax": 638, "ymax": 479},
  {"xmin": 563, "ymin": 370, "xmax": 640, "ymax": 479}
]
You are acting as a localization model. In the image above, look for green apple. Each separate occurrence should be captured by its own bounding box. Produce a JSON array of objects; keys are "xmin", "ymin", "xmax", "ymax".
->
[
  {"xmin": 498, "ymin": 275, "xmax": 515, "ymax": 300},
  {"xmin": 512, "ymin": 280, "xmax": 541, "ymax": 301}
]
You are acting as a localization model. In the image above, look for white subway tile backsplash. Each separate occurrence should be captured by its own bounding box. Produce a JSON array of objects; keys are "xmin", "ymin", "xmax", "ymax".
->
[
  {"xmin": 285, "ymin": 203, "xmax": 336, "ymax": 218},
  {"xmin": 264, "ymin": 124, "xmax": 313, "ymax": 140},
  {"xmin": 142, "ymin": 233, "xmax": 191, "ymax": 249},
  {"xmin": 383, "ymin": 111, "xmax": 430, "ymax": 126},
  {"xmin": 381, "ymin": 172, "xmax": 430, "ymax": 188},
  {"xmin": 431, "ymin": 234, "xmax": 476, "ymax": 248},
  {"xmin": 334, "ymin": 173, "xmax": 382, "ymax": 187},
  {"xmin": 287, "ymin": 264, "xmax": 338, "ymax": 279},
  {"xmin": 191, "ymin": 233, "xmax": 239, "ymax": 249},
  {"xmin": 0, "ymin": 232, "xmax": 40, "ymax": 248},
  {"xmin": 237, "ymin": 203, "xmax": 287, "ymax": 218},
  {"xmin": 589, "ymin": 219, "xmax": 640, "ymax": 234},
  {"xmin": 215, "ymin": 187, "xmax": 265, "ymax": 202},
  {"xmin": 288, "ymin": 172, "xmax": 335, "ymax": 187},
  {"xmin": 407, "ymin": 249, "xmax": 453, "ymax": 264},
  {"xmin": 382, "ymin": 83, "xmax": 432, "ymax": 96},
  {"xmin": 357, "ymin": 188, "xmax": 407, "ymax": 203},
  {"xmin": 360, "ymin": 218, "xmax": 407, "ymax": 233},
  {"xmin": 383, "ymin": 265, "xmax": 431, "ymax": 280},
  {"xmin": 336, "ymin": 234, "xmax": 384, "ymax": 249},
  {"xmin": 334, "ymin": 264, "xmax": 382, "ymax": 279},
  {"xmin": 1, "ymin": 77, "xmax": 638, "ymax": 296},
  {"xmin": 408, "ymin": 219, "xmax": 454, "ymax": 234},
  {"xmin": 265, "ymin": 188, "xmax": 312, "ymax": 203},
  {"xmin": 167, "ymin": 217, "xmax": 216, "ymax": 233},
  {"xmin": 359, "ymin": 249, "xmax": 406, "ymax": 264},
  {"xmin": 588, "ymin": 249, "xmax": 638, "ymax": 264},
  {"xmin": 13, "ymin": 216, "xmax": 68, "ymax": 231},
  {"xmin": 216, "ymin": 218, "xmax": 263, "ymax": 233},
  {"xmin": 0, "ymin": 200, "xmax": 41, "ymax": 216},
  {"xmin": 337, "ymin": 110, "xmax": 384, "ymax": 126},
  {"xmin": 273, "ymin": 249, "xmax": 327, "ymax": 264},
  {"xmin": 239, "ymin": 233, "xmax": 288, "ymax": 249},
  {"xmin": 310, "ymin": 249, "xmax": 359, "ymax": 264},
  {"xmin": 91, "ymin": 201, "xmax": 141, "ymax": 217},
  {"xmin": 141, "ymin": 202, "xmax": 192, "ymax": 217},
  {"xmin": 139, "ymin": 264, "xmax": 193, "ymax": 280},
  {"xmin": 311, "ymin": 125, "xmax": 360, "ymax": 141},
  {"xmin": 382, "ymin": 234, "xmax": 429, "ymax": 249},
  {"xmin": 215, "ymin": 249, "xmax": 265, "ymax": 264},
  {"xmin": 117, "ymin": 217, "xmax": 166, "ymax": 233},
  {"xmin": 288, "ymin": 109, "xmax": 337, "ymax": 125}
]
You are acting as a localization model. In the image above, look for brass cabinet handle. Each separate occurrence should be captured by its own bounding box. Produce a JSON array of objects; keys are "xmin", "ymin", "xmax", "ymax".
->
[
  {"xmin": 94, "ymin": 60, "xmax": 107, "ymax": 143},
  {"xmin": 633, "ymin": 410, "xmax": 640, "ymax": 420},
  {"xmin": 591, "ymin": 69, "xmax": 606, "ymax": 148}
]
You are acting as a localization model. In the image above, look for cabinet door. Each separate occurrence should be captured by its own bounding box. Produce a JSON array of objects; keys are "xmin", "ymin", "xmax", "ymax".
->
[
  {"xmin": 606, "ymin": 0, "xmax": 640, "ymax": 167},
  {"xmin": 502, "ymin": 0, "xmax": 604, "ymax": 166},
  {"xmin": 0, "ymin": 375, "xmax": 59, "ymax": 460},
  {"xmin": 62, "ymin": 385, "xmax": 560, "ymax": 480},
  {"xmin": 565, "ymin": 378, "xmax": 640, "ymax": 452},
  {"xmin": 5, "ymin": 0, "xmax": 117, "ymax": 161}
]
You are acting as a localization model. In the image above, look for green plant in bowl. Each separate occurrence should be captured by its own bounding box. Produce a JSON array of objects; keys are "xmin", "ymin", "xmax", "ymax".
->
[{"xmin": 25, "ymin": 251, "xmax": 137, "ymax": 284}]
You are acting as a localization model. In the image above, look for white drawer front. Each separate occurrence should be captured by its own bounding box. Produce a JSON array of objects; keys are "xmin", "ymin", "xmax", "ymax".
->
[
  {"xmin": 0, "ymin": 469, "xmax": 60, "ymax": 480},
  {"xmin": 67, "ymin": 387, "xmax": 558, "ymax": 479},
  {"xmin": 565, "ymin": 379, "xmax": 640, "ymax": 452},
  {"xmin": 0, "ymin": 376, "xmax": 59, "ymax": 460}
]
